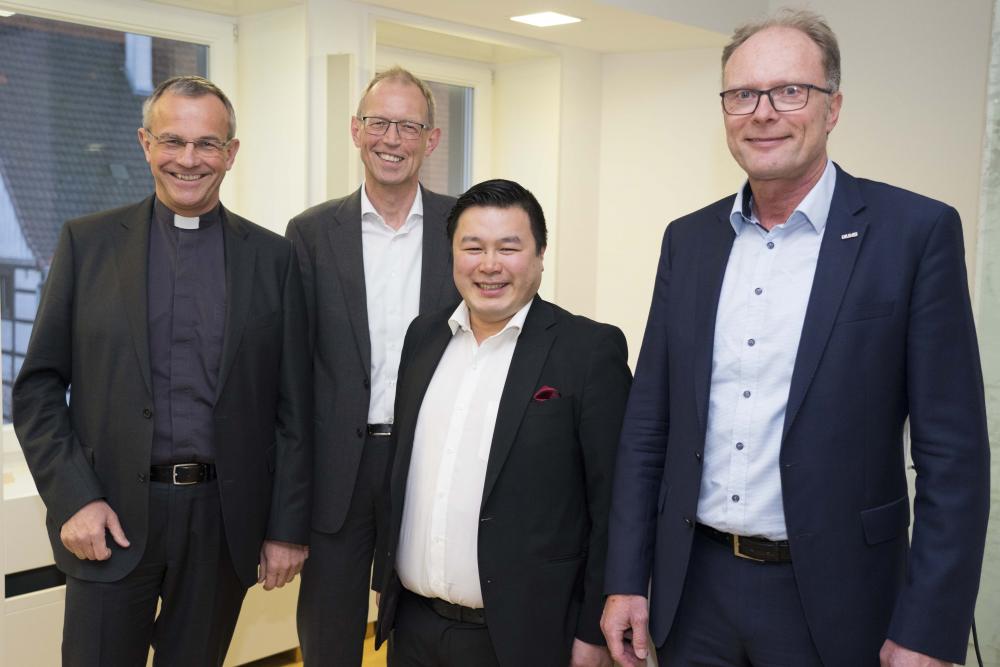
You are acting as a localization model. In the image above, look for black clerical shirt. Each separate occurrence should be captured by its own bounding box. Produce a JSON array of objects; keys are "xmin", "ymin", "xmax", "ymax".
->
[{"xmin": 148, "ymin": 197, "xmax": 226, "ymax": 465}]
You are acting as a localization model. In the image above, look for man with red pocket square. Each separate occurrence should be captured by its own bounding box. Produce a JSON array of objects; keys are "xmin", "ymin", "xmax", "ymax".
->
[{"xmin": 375, "ymin": 179, "xmax": 632, "ymax": 666}]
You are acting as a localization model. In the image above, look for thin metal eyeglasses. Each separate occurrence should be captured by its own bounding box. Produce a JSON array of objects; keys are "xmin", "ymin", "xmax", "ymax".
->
[
  {"xmin": 720, "ymin": 83, "xmax": 834, "ymax": 115},
  {"xmin": 359, "ymin": 116, "xmax": 428, "ymax": 140},
  {"xmin": 143, "ymin": 128, "xmax": 233, "ymax": 156}
]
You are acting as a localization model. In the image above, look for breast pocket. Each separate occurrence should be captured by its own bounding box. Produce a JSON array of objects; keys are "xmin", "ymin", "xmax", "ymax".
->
[{"xmin": 837, "ymin": 300, "xmax": 895, "ymax": 324}]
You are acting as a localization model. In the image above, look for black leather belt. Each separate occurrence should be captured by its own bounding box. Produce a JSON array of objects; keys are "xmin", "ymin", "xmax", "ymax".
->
[
  {"xmin": 697, "ymin": 523, "xmax": 792, "ymax": 563},
  {"xmin": 367, "ymin": 423, "xmax": 393, "ymax": 437},
  {"xmin": 149, "ymin": 463, "xmax": 217, "ymax": 485},
  {"xmin": 419, "ymin": 594, "xmax": 486, "ymax": 625}
]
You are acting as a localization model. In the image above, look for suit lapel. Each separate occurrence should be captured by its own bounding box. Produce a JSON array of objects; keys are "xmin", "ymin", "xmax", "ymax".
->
[
  {"xmin": 327, "ymin": 191, "xmax": 372, "ymax": 375},
  {"xmin": 419, "ymin": 189, "xmax": 452, "ymax": 314},
  {"xmin": 216, "ymin": 208, "xmax": 256, "ymax": 400},
  {"xmin": 112, "ymin": 197, "xmax": 155, "ymax": 396},
  {"xmin": 481, "ymin": 298, "xmax": 556, "ymax": 510},
  {"xmin": 782, "ymin": 167, "xmax": 868, "ymax": 441},
  {"xmin": 693, "ymin": 206, "xmax": 737, "ymax": 434}
]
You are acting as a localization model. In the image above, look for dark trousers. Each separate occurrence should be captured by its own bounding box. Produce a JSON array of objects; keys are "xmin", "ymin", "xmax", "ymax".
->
[
  {"xmin": 62, "ymin": 481, "xmax": 246, "ymax": 667},
  {"xmin": 297, "ymin": 435, "xmax": 393, "ymax": 666},
  {"xmin": 388, "ymin": 590, "xmax": 500, "ymax": 667},
  {"xmin": 658, "ymin": 528, "xmax": 823, "ymax": 667}
]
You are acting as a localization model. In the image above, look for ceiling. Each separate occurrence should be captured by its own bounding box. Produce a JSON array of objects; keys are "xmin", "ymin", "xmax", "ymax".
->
[{"xmin": 147, "ymin": 0, "xmax": 742, "ymax": 53}]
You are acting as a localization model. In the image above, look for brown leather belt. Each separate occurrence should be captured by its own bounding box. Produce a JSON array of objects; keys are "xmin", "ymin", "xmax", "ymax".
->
[
  {"xmin": 697, "ymin": 523, "xmax": 792, "ymax": 563},
  {"xmin": 149, "ymin": 463, "xmax": 217, "ymax": 485}
]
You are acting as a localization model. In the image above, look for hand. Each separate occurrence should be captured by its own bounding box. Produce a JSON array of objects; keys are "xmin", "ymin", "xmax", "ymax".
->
[
  {"xmin": 601, "ymin": 594, "xmax": 650, "ymax": 667},
  {"xmin": 258, "ymin": 540, "xmax": 309, "ymax": 590},
  {"xmin": 879, "ymin": 639, "xmax": 952, "ymax": 666},
  {"xmin": 60, "ymin": 500, "xmax": 130, "ymax": 560},
  {"xmin": 569, "ymin": 638, "xmax": 613, "ymax": 667}
]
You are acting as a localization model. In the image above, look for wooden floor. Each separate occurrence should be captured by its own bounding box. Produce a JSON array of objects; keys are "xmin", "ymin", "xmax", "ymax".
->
[{"xmin": 242, "ymin": 632, "xmax": 386, "ymax": 667}]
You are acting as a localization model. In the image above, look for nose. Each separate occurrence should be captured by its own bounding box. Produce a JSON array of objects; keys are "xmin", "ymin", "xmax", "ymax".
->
[
  {"xmin": 479, "ymin": 251, "xmax": 501, "ymax": 273},
  {"xmin": 752, "ymin": 92, "xmax": 780, "ymax": 121},
  {"xmin": 382, "ymin": 122, "xmax": 403, "ymax": 144},
  {"xmin": 176, "ymin": 142, "xmax": 199, "ymax": 166}
]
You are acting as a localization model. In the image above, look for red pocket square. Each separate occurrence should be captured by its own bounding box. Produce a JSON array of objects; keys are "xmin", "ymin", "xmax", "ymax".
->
[{"xmin": 533, "ymin": 385, "xmax": 561, "ymax": 402}]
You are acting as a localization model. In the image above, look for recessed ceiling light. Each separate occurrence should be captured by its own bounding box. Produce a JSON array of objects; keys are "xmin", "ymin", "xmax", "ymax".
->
[
  {"xmin": 0, "ymin": 10, "xmax": 17, "ymax": 18},
  {"xmin": 510, "ymin": 12, "xmax": 582, "ymax": 27}
]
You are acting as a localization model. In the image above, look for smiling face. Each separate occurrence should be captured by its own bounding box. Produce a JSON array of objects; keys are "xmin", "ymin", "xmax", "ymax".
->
[
  {"xmin": 723, "ymin": 26, "xmax": 842, "ymax": 190},
  {"xmin": 138, "ymin": 92, "xmax": 238, "ymax": 217},
  {"xmin": 452, "ymin": 205, "xmax": 544, "ymax": 341},
  {"xmin": 351, "ymin": 79, "xmax": 441, "ymax": 192}
]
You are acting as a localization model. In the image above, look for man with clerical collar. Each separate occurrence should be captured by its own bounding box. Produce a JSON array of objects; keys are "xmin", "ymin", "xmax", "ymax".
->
[
  {"xmin": 601, "ymin": 9, "xmax": 989, "ymax": 667},
  {"xmin": 287, "ymin": 66, "xmax": 459, "ymax": 665},
  {"xmin": 13, "ymin": 75, "xmax": 312, "ymax": 667},
  {"xmin": 374, "ymin": 179, "xmax": 631, "ymax": 667}
]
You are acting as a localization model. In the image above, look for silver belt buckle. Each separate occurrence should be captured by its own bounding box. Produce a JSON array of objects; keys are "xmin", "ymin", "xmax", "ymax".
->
[{"xmin": 172, "ymin": 463, "xmax": 201, "ymax": 486}]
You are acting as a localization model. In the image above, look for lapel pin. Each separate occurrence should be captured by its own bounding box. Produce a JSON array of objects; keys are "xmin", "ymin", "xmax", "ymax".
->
[{"xmin": 840, "ymin": 231, "xmax": 859, "ymax": 240}]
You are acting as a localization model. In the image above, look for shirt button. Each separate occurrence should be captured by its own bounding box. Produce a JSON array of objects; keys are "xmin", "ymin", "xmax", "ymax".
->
[
  {"xmin": 736, "ymin": 442, "xmax": 745, "ymax": 450},
  {"xmin": 732, "ymin": 494, "xmax": 740, "ymax": 503},
  {"xmin": 754, "ymin": 287, "xmax": 763, "ymax": 295},
  {"xmin": 743, "ymin": 390, "xmax": 751, "ymax": 398},
  {"xmin": 747, "ymin": 338, "xmax": 755, "ymax": 347},
  {"xmin": 767, "ymin": 241, "xmax": 775, "ymax": 249}
]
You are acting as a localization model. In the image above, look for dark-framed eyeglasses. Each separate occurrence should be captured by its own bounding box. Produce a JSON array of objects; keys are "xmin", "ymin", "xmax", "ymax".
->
[
  {"xmin": 720, "ymin": 83, "xmax": 834, "ymax": 115},
  {"xmin": 144, "ymin": 128, "xmax": 233, "ymax": 156},
  {"xmin": 359, "ymin": 116, "xmax": 428, "ymax": 140}
]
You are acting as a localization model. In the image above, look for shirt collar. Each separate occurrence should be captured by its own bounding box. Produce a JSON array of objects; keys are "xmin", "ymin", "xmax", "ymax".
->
[
  {"xmin": 448, "ymin": 298, "xmax": 534, "ymax": 338},
  {"xmin": 153, "ymin": 195, "xmax": 221, "ymax": 230},
  {"xmin": 360, "ymin": 182, "xmax": 424, "ymax": 230},
  {"xmin": 729, "ymin": 159, "xmax": 836, "ymax": 235}
]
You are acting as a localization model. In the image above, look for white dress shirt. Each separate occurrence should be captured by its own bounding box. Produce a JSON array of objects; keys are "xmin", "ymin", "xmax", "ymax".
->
[
  {"xmin": 361, "ymin": 183, "xmax": 423, "ymax": 424},
  {"xmin": 396, "ymin": 299, "xmax": 533, "ymax": 608},
  {"xmin": 697, "ymin": 160, "xmax": 836, "ymax": 540}
]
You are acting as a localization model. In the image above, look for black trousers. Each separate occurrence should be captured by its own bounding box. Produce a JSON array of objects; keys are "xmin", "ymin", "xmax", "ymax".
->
[
  {"xmin": 657, "ymin": 528, "xmax": 824, "ymax": 667},
  {"xmin": 388, "ymin": 590, "xmax": 500, "ymax": 667},
  {"xmin": 297, "ymin": 435, "xmax": 393, "ymax": 666},
  {"xmin": 62, "ymin": 481, "xmax": 246, "ymax": 667}
]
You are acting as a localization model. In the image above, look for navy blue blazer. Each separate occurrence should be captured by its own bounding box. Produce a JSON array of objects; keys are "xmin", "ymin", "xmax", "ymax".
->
[{"xmin": 605, "ymin": 165, "xmax": 990, "ymax": 665}]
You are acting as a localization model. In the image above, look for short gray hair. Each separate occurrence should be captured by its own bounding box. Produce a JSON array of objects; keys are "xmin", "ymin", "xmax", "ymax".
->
[
  {"xmin": 357, "ymin": 66, "xmax": 436, "ymax": 128},
  {"xmin": 722, "ymin": 8, "xmax": 841, "ymax": 92},
  {"xmin": 142, "ymin": 75, "xmax": 237, "ymax": 140}
]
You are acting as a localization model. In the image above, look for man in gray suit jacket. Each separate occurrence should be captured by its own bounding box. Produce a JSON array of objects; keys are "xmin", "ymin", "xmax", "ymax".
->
[{"xmin": 286, "ymin": 66, "xmax": 459, "ymax": 666}]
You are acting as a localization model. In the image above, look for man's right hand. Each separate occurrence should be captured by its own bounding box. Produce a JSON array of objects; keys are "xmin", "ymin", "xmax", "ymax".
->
[
  {"xmin": 601, "ymin": 594, "xmax": 650, "ymax": 667},
  {"xmin": 60, "ymin": 500, "xmax": 130, "ymax": 560}
]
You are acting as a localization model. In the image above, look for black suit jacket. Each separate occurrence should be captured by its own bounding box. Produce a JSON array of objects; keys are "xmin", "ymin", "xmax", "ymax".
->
[
  {"xmin": 377, "ymin": 297, "xmax": 632, "ymax": 666},
  {"xmin": 605, "ymin": 165, "xmax": 990, "ymax": 665},
  {"xmin": 285, "ymin": 186, "xmax": 458, "ymax": 534},
  {"xmin": 12, "ymin": 197, "xmax": 312, "ymax": 587}
]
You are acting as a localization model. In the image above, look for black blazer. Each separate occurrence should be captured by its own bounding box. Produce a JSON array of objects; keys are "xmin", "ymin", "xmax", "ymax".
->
[
  {"xmin": 285, "ymin": 186, "xmax": 458, "ymax": 535},
  {"xmin": 12, "ymin": 196, "xmax": 313, "ymax": 587},
  {"xmin": 605, "ymin": 165, "xmax": 990, "ymax": 665},
  {"xmin": 377, "ymin": 297, "xmax": 632, "ymax": 666}
]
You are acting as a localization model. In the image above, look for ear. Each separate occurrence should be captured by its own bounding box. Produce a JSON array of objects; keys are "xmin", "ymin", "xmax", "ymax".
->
[
  {"xmin": 423, "ymin": 127, "xmax": 442, "ymax": 156},
  {"xmin": 825, "ymin": 90, "xmax": 843, "ymax": 134},
  {"xmin": 137, "ymin": 128, "xmax": 153, "ymax": 163},
  {"xmin": 350, "ymin": 116, "xmax": 364, "ymax": 148},
  {"xmin": 224, "ymin": 138, "xmax": 240, "ymax": 171}
]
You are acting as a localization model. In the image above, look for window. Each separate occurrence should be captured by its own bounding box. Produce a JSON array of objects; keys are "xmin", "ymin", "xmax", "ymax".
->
[
  {"xmin": 0, "ymin": 12, "xmax": 208, "ymax": 424},
  {"xmin": 421, "ymin": 80, "xmax": 473, "ymax": 196}
]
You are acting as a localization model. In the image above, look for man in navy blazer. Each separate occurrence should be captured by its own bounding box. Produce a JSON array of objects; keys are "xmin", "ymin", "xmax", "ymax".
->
[{"xmin": 601, "ymin": 9, "xmax": 989, "ymax": 667}]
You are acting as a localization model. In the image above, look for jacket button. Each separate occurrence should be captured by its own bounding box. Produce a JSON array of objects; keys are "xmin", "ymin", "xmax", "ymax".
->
[
  {"xmin": 138, "ymin": 472, "xmax": 146, "ymax": 482},
  {"xmin": 363, "ymin": 378, "xmax": 370, "ymax": 390},
  {"xmin": 695, "ymin": 452, "xmax": 702, "ymax": 461},
  {"xmin": 142, "ymin": 408, "xmax": 152, "ymax": 419},
  {"xmin": 684, "ymin": 517, "xmax": 693, "ymax": 527},
  {"xmin": 356, "ymin": 427, "xmax": 364, "ymax": 438}
]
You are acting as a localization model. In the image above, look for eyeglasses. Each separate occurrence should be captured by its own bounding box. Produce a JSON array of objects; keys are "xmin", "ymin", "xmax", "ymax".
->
[
  {"xmin": 359, "ymin": 116, "xmax": 428, "ymax": 140},
  {"xmin": 144, "ymin": 128, "xmax": 233, "ymax": 156},
  {"xmin": 720, "ymin": 83, "xmax": 834, "ymax": 115}
]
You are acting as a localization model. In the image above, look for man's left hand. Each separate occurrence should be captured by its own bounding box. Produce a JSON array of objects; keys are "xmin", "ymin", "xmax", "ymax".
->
[
  {"xmin": 258, "ymin": 540, "xmax": 309, "ymax": 591},
  {"xmin": 879, "ymin": 639, "xmax": 952, "ymax": 667},
  {"xmin": 569, "ymin": 638, "xmax": 613, "ymax": 667}
]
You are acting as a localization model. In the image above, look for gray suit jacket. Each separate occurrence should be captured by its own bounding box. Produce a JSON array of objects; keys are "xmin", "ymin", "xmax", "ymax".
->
[{"xmin": 285, "ymin": 186, "xmax": 458, "ymax": 534}]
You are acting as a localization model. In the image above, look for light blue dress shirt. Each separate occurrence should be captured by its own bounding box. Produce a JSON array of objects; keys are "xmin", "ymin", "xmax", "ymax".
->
[{"xmin": 696, "ymin": 160, "xmax": 836, "ymax": 540}]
